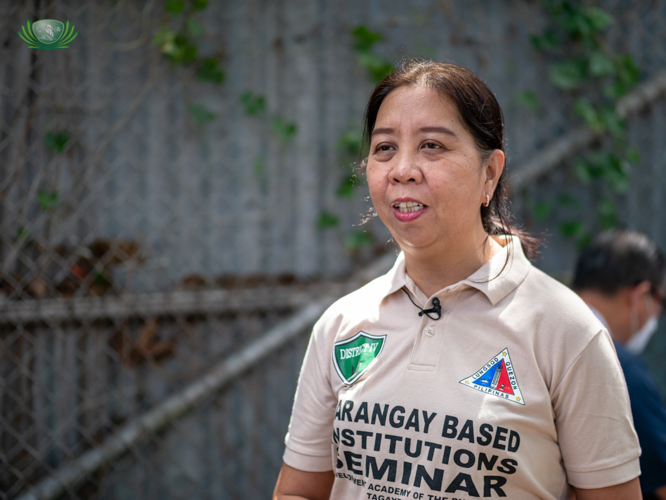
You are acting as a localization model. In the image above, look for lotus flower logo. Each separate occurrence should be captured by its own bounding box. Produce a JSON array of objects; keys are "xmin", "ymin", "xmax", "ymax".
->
[{"xmin": 18, "ymin": 19, "xmax": 78, "ymax": 50}]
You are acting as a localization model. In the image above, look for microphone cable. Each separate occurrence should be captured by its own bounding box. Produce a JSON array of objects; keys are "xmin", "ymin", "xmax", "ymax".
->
[{"xmin": 401, "ymin": 286, "xmax": 442, "ymax": 320}]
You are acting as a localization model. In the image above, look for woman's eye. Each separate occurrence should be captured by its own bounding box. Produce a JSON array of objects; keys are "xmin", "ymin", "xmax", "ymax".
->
[
  {"xmin": 423, "ymin": 142, "xmax": 440, "ymax": 150},
  {"xmin": 375, "ymin": 144, "xmax": 393, "ymax": 153}
]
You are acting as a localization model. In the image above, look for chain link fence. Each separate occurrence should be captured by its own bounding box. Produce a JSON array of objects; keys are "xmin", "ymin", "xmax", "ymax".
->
[
  {"xmin": 2, "ymin": 308, "xmax": 304, "ymax": 499},
  {"xmin": 2, "ymin": 0, "xmax": 666, "ymax": 498}
]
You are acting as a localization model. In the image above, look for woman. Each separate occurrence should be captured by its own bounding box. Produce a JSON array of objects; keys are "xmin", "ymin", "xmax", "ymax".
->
[{"xmin": 273, "ymin": 60, "xmax": 642, "ymax": 499}]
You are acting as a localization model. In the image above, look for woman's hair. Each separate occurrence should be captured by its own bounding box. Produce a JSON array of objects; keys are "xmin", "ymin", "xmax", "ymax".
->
[{"xmin": 362, "ymin": 59, "xmax": 537, "ymax": 259}]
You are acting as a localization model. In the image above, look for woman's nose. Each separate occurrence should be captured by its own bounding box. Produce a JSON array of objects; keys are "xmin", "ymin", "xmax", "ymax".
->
[{"xmin": 390, "ymin": 151, "xmax": 423, "ymax": 184}]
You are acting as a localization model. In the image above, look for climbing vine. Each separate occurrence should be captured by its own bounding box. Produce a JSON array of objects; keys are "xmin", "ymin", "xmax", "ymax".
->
[
  {"xmin": 522, "ymin": 0, "xmax": 640, "ymax": 246},
  {"xmin": 152, "ymin": 1, "xmax": 297, "ymax": 155},
  {"xmin": 351, "ymin": 25, "xmax": 394, "ymax": 84},
  {"xmin": 151, "ymin": 8, "xmax": 390, "ymax": 251},
  {"xmin": 152, "ymin": 0, "xmax": 225, "ymax": 123},
  {"xmin": 317, "ymin": 25, "xmax": 393, "ymax": 252}
]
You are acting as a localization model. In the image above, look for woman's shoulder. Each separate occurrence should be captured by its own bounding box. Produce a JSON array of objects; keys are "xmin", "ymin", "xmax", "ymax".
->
[
  {"xmin": 518, "ymin": 264, "xmax": 605, "ymax": 336},
  {"xmin": 317, "ymin": 271, "xmax": 390, "ymax": 327}
]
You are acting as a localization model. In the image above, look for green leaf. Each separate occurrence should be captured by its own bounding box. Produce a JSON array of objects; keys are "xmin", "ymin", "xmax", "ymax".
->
[
  {"xmin": 560, "ymin": 220, "xmax": 583, "ymax": 239},
  {"xmin": 338, "ymin": 130, "xmax": 364, "ymax": 157},
  {"xmin": 187, "ymin": 17, "xmax": 204, "ymax": 37},
  {"xmin": 549, "ymin": 59, "xmax": 587, "ymax": 90},
  {"xmin": 165, "ymin": 0, "xmax": 186, "ymax": 15},
  {"xmin": 615, "ymin": 54, "xmax": 640, "ymax": 87},
  {"xmin": 350, "ymin": 25, "xmax": 392, "ymax": 82},
  {"xmin": 557, "ymin": 193, "xmax": 581, "ymax": 207},
  {"xmin": 345, "ymin": 231, "xmax": 374, "ymax": 250},
  {"xmin": 197, "ymin": 57, "xmax": 225, "ymax": 85},
  {"xmin": 588, "ymin": 50, "xmax": 615, "ymax": 77},
  {"xmin": 602, "ymin": 154, "xmax": 630, "ymax": 193},
  {"xmin": 16, "ymin": 226, "xmax": 29, "ymax": 241},
  {"xmin": 586, "ymin": 7, "xmax": 614, "ymax": 32},
  {"xmin": 515, "ymin": 91, "xmax": 539, "ymax": 112},
  {"xmin": 598, "ymin": 198, "xmax": 618, "ymax": 229},
  {"xmin": 561, "ymin": 7, "xmax": 593, "ymax": 38},
  {"xmin": 530, "ymin": 30, "xmax": 559, "ymax": 52},
  {"xmin": 576, "ymin": 231, "xmax": 593, "ymax": 251},
  {"xmin": 38, "ymin": 190, "xmax": 59, "ymax": 211},
  {"xmin": 317, "ymin": 212, "xmax": 340, "ymax": 229},
  {"xmin": 626, "ymin": 148, "xmax": 640, "ymax": 164},
  {"xmin": 579, "ymin": 151, "xmax": 630, "ymax": 193},
  {"xmin": 153, "ymin": 29, "xmax": 197, "ymax": 64},
  {"xmin": 356, "ymin": 52, "xmax": 393, "ymax": 83},
  {"xmin": 93, "ymin": 272, "xmax": 111, "ymax": 287},
  {"xmin": 192, "ymin": 0, "xmax": 208, "ymax": 10},
  {"xmin": 534, "ymin": 201, "xmax": 552, "ymax": 221},
  {"xmin": 170, "ymin": 36, "xmax": 196, "ymax": 64},
  {"xmin": 189, "ymin": 103, "xmax": 216, "ymax": 123},
  {"xmin": 602, "ymin": 82, "xmax": 623, "ymax": 99},
  {"xmin": 574, "ymin": 157, "xmax": 593, "ymax": 184},
  {"xmin": 240, "ymin": 92, "xmax": 266, "ymax": 116},
  {"xmin": 19, "ymin": 21, "xmax": 39, "ymax": 46},
  {"xmin": 573, "ymin": 98, "xmax": 602, "ymax": 131},
  {"xmin": 272, "ymin": 117, "xmax": 297, "ymax": 141},
  {"xmin": 44, "ymin": 130, "xmax": 70, "ymax": 153},
  {"xmin": 351, "ymin": 25, "xmax": 382, "ymax": 52},
  {"xmin": 598, "ymin": 106, "xmax": 624, "ymax": 138},
  {"xmin": 336, "ymin": 174, "xmax": 357, "ymax": 197},
  {"xmin": 152, "ymin": 27, "xmax": 175, "ymax": 46},
  {"xmin": 555, "ymin": 5, "xmax": 612, "ymax": 39},
  {"xmin": 604, "ymin": 55, "xmax": 640, "ymax": 98},
  {"xmin": 370, "ymin": 63, "xmax": 393, "ymax": 83}
]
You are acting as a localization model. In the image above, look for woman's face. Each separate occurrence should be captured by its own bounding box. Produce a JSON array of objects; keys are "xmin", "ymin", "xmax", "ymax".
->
[{"xmin": 366, "ymin": 85, "xmax": 503, "ymax": 254}]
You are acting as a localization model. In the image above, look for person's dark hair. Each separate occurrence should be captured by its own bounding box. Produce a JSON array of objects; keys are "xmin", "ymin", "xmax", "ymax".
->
[
  {"xmin": 573, "ymin": 229, "xmax": 666, "ymax": 298},
  {"xmin": 362, "ymin": 59, "xmax": 537, "ymax": 259}
]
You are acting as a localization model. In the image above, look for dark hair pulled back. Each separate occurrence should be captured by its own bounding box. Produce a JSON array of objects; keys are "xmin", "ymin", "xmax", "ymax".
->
[{"xmin": 362, "ymin": 59, "xmax": 537, "ymax": 259}]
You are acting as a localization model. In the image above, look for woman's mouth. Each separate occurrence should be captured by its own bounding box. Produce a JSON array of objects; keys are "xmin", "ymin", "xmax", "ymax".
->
[{"xmin": 392, "ymin": 201, "xmax": 427, "ymax": 221}]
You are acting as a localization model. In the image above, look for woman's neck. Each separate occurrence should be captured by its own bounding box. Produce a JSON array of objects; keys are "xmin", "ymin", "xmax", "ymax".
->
[{"xmin": 402, "ymin": 231, "xmax": 503, "ymax": 298}]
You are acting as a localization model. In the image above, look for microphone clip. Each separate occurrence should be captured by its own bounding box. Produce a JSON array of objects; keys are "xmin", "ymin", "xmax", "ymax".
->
[
  {"xmin": 402, "ymin": 288, "xmax": 442, "ymax": 320},
  {"xmin": 418, "ymin": 297, "xmax": 442, "ymax": 320}
]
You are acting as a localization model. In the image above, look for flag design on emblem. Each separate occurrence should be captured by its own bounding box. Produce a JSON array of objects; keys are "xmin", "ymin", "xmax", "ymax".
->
[{"xmin": 459, "ymin": 348, "xmax": 525, "ymax": 405}]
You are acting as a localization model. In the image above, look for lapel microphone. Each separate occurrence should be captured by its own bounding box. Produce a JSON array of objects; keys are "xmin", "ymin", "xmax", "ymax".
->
[{"xmin": 401, "ymin": 287, "xmax": 443, "ymax": 320}]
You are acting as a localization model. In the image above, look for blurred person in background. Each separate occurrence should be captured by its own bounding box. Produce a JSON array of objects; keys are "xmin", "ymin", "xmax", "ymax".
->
[
  {"xmin": 273, "ymin": 60, "xmax": 642, "ymax": 500},
  {"xmin": 573, "ymin": 229, "xmax": 666, "ymax": 499}
]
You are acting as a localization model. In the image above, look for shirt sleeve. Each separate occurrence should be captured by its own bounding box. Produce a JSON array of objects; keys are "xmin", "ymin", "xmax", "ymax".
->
[
  {"xmin": 282, "ymin": 317, "xmax": 338, "ymax": 472},
  {"xmin": 551, "ymin": 329, "xmax": 641, "ymax": 489}
]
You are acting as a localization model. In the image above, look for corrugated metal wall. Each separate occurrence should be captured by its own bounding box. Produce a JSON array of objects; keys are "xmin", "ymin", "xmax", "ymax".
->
[
  {"xmin": 4, "ymin": 0, "xmax": 648, "ymax": 292},
  {"xmin": 2, "ymin": 1, "xmax": 664, "ymax": 289}
]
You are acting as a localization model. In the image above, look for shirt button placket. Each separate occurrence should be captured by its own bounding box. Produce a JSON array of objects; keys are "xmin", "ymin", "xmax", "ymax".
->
[{"xmin": 409, "ymin": 318, "xmax": 443, "ymax": 369}]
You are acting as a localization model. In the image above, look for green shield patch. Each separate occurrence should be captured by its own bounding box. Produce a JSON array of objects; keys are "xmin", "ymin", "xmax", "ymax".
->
[
  {"xmin": 32, "ymin": 20, "xmax": 64, "ymax": 44},
  {"xmin": 333, "ymin": 331, "xmax": 386, "ymax": 385}
]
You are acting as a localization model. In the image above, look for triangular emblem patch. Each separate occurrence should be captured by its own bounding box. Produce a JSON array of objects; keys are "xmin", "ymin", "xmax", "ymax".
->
[
  {"xmin": 333, "ymin": 331, "xmax": 386, "ymax": 385},
  {"xmin": 459, "ymin": 348, "xmax": 525, "ymax": 405}
]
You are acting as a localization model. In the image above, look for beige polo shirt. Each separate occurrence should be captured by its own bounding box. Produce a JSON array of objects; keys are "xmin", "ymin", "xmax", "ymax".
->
[{"xmin": 283, "ymin": 237, "xmax": 641, "ymax": 499}]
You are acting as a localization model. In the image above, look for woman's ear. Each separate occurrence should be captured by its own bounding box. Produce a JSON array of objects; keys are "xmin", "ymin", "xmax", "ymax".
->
[{"xmin": 484, "ymin": 150, "xmax": 505, "ymax": 194}]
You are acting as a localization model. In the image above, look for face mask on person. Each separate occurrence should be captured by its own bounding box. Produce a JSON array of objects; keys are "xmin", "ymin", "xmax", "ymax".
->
[{"xmin": 626, "ymin": 293, "xmax": 659, "ymax": 355}]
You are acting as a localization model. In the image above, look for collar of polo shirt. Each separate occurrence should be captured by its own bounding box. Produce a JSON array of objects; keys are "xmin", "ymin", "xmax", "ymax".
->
[{"xmin": 381, "ymin": 235, "xmax": 531, "ymax": 306}]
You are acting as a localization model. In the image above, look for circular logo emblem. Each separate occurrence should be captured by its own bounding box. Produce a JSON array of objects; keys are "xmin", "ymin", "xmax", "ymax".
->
[{"xmin": 18, "ymin": 19, "xmax": 77, "ymax": 50}]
